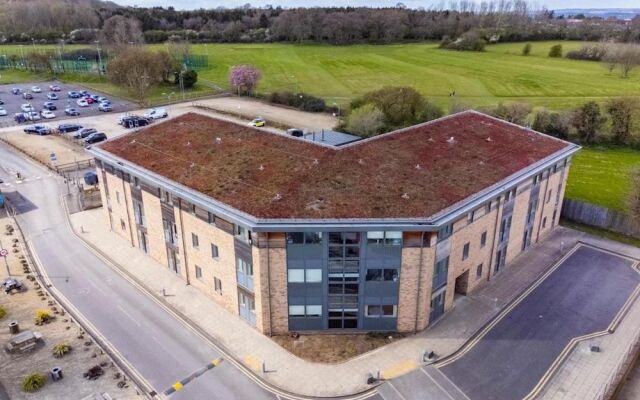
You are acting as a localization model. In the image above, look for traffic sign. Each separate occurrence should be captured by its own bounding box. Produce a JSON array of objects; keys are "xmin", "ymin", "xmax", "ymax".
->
[{"xmin": 0, "ymin": 249, "xmax": 8, "ymax": 257}]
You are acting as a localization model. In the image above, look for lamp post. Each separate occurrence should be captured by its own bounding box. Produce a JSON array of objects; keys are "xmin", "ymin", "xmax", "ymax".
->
[
  {"xmin": 95, "ymin": 41, "xmax": 103, "ymax": 75},
  {"xmin": 333, "ymin": 102, "xmax": 341, "ymax": 117}
]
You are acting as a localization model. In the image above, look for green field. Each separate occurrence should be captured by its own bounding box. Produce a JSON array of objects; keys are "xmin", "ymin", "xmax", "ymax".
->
[
  {"xmin": 566, "ymin": 146, "xmax": 640, "ymax": 211},
  {"xmin": 1, "ymin": 41, "xmax": 640, "ymax": 109}
]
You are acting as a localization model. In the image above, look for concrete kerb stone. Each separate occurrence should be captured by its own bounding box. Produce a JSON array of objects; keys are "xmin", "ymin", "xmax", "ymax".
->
[
  {"xmin": 59, "ymin": 195, "xmax": 380, "ymax": 400},
  {"xmin": 3, "ymin": 200, "xmax": 154, "ymax": 400}
]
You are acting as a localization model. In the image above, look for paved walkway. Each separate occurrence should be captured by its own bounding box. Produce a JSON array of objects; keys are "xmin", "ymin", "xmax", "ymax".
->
[{"xmin": 68, "ymin": 208, "xmax": 640, "ymax": 398}]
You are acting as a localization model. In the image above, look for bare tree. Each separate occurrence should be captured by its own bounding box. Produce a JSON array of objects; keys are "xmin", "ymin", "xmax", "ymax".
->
[
  {"xmin": 628, "ymin": 167, "xmax": 640, "ymax": 222},
  {"xmin": 616, "ymin": 44, "xmax": 640, "ymax": 78},
  {"xmin": 100, "ymin": 15, "xmax": 144, "ymax": 52},
  {"xmin": 107, "ymin": 47, "xmax": 163, "ymax": 105}
]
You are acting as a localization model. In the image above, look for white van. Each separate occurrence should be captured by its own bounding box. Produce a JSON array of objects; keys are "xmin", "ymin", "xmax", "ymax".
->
[{"xmin": 144, "ymin": 108, "xmax": 168, "ymax": 120}]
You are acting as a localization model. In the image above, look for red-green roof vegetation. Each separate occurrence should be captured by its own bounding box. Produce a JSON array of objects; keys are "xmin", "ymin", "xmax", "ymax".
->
[{"xmin": 99, "ymin": 111, "xmax": 571, "ymax": 220}]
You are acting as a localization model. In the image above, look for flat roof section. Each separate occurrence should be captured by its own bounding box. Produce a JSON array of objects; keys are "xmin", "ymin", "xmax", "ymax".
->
[{"xmin": 97, "ymin": 111, "xmax": 574, "ymax": 220}]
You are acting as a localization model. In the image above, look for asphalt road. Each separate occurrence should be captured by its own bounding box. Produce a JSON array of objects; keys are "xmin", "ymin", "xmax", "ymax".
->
[
  {"xmin": 0, "ymin": 81, "xmax": 134, "ymax": 127},
  {"xmin": 0, "ymin": 142, "xmax": 276, "ymax": 399},
  {"xmin": 439, "ymin": 245, "xmax": 639, "ymax": 400}
]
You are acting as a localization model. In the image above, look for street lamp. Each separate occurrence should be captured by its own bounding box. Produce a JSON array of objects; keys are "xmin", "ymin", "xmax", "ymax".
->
[
  {"xmin": 95, "ymin": 40, "xmax": 103, "ymax": 75},
  {"xmin": 333, "ymin": 102, "xmax": 341, "ymax": 117}
]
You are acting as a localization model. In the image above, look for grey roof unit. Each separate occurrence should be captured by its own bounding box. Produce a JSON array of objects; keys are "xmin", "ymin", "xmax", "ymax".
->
[{"xmin": 303, "ymin": 130, "xmax": 361, "ymax": 146}]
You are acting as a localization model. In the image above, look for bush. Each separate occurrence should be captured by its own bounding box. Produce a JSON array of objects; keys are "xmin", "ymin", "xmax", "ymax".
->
[
  {"xmin": 34, "ymin": 310, "xmax": 51, "ymax": 325},
  {"xmin": 179, "ymin": 69, "xmax": 198, "ymax": 88},
  {"xmin": 548, "ymin": 44, "xmax": 563, "ymax": 58},
  {"xmin": 266, "ymin": 91, "xmax": 326, "ymax": 112},
  {"xmin": 0, "ymin": 305, "xmax": 6, "ymax": 319},
  {"xmin": 442, "ymin": 31, "xmax": 486, "ymax": 52},
  {"xmin": 345, "ymin": 104, "xmax": 386, "ymax": 137},
  {"xmin": 522, "ymin": 43, "xmax": 532, "ymax": 56},
  {"xmin": 22, "ymin": 373, "xmax": 46, "ymax": 393},
  {"xmin": 566, "ymin": 44, "xmax": 607, "ymax": 61},
  {"xmin": 53, "ymin": 343, "xmax": 72, "ymax": 358}
]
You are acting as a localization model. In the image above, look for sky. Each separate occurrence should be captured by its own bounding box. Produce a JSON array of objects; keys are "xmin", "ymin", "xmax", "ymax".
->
[{"xmin": 113, "ymin": 0, "xmax": 639, "ymax": 11}]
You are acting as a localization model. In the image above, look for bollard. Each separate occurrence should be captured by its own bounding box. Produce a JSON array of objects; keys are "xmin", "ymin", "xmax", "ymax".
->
[
  {"xmin": 51, "ymin": 367, "xmax": 63, "ymax": 381},
  {"xmin": 9, "ymin": 321, "xmax": 19, "ymax": 334}
]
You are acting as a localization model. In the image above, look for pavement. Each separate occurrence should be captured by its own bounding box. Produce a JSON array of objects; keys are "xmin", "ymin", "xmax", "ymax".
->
[{"xmin": 66, "ymin": 203, "xmax": 640, "ymax": 398}]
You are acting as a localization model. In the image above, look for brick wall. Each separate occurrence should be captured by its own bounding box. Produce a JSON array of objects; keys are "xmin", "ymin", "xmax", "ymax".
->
[
  {"xmin": 103, "ymin": 170, "xmax": 135, "ymax": 246},
  {"xmin": 397, "ymin": 233, "xmax": 435, "ymax": 332},
  {"xmin": 506, "ymin": 184, "xmax": 532, "ymax": 264},
  {"xmin": 252, "ymin": 233, "xmax": 288, "ymax": 335},
  {"xmin": 140, "ymin": 190, "xmax": 168, "ymax": 268}
]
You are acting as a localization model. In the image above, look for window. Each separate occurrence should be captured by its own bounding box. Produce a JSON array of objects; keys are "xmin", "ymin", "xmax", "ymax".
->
[
  {"xmin": 288, "ymin": 305, "xmax": 305, "ymax": 317},
  {"xmin": 505, "ymin": 187, "xmax": 517, "ymax": 202},
  {"xmin": 211, "ymin": 243, "xmax": 219, "ymax": 259},
  {"xmin": 214, "ymin": 277, "xmax": 222, "ymax": 293},
  {"xmin": 485, "ymin": 202, "xmax": 491, "ymax": 214},
  {"xmin": 289, "ymin": 305, "xmax": 322, "ymax": 318},
  {"xmin": 208, "ymin": 212, "xmax": 216, "ymax": 225},
  {"xmin": 133, "ymin": 177, "xmax": 140, "ymax": 188},
  {"xmin": 553, "ymin": 164, "xmax": 558, "ymax": 174},
  {"xmin": 480, "ymin": 231, "xmax": 487, "ymax": 248},
  {"xmin": 467, "ymin": 210, "xmax": 475, "ymax": 224},
  {"xmin": 305, "ymin": 269, "xmax": 322, "ymax": 283},
  {"xmin": 547, "ymin": 189, "xmax": 553, "ymax": 204},
  {"xmin": 195, "ymin": 265, "xmax": 202, "ymax": 279},
  {"xmin": 476, "ymin": 263, "xmax": 483, "ymax": 280},
  {"xmin": 120, "ymin": 219, "xmax": 125, "ymax": 231},
  {"xmin": 542, "ymin": 217, "xmax": 547, "ymax": 228},
  {"xmin": 306, "ymin": 305, "xmax": 322, "ymax": 317},
  {"xmin": 437, "ymin": 224, "xmax": 453, "ymax": 242},
  {"xmin": 365, "ymin": 305, "xmax": 397, "ymax": 318},
  {"xmin": 366, "ymin": 231, "xmax": 402, "ymax": 245},
  {"xmin": 366, "ymin": 268, "xmax": 399, "ymax": 282},
  {"xmin": 235, "ymin": 225, "xmax": 251, "ymax": 243},
  {"xmin": 192, "ymin": 233, "xmax": 199, "ymax": 249},
  {"xmin": 462, "ymin": 242, "xmax": 470, "ymax": 260},
  {"xmin": 288, "ymin": 269, "xmax": 305, "ymax": 283},
  {"xmin": 116, "ymin": 191, "xmax": 120, "ymax": 204},
  {"xmin": 287, "ymin": 232, "xmax": 322, "ymax": 245}
]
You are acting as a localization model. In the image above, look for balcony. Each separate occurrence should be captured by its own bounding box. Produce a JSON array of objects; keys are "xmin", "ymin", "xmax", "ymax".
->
[{"xmin": 237, "ymin": 270, "xmax": 254, "ymax": 292}]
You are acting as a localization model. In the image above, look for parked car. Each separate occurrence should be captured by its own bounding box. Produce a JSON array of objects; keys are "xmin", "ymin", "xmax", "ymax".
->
[
  {"xmin": 79, "ymin": 90, "xmax": 90, "ymax": 97},
  {"xmin": 76, "ymin": 99, "xmax": 89, "ymax": 107},
  {"xmin": 98, "ymin": 96, "xmax": 108, "ymax": 103},
  {"xmin": 98, "ymin": 103, "xmax": 112, "ymax": 112},
  {"xmin": 11, "ymin": 88, "xmax": 21, "ymax": 95},
  {"xmin": 144, "ymin": 108, "xmax": 168, "ymax": 120},
  {"xmin": 122, "ymin": 116, "xmax": 150, "ymax": 128},
  {"xmin": 47, "ymin": 92, "xmax": 59, "ymax": 100},
  {"xmin": 0, "ymin": 100, "xmax": 4, "ymax": 105},
  {"xmin": 49, "ymin": 85, "xmax": 61, "ymax": 92},
  {"xmin": 83, "ymin": 96, "xmax": 95, "ymax": 104},
  {"xmin": 65, "ymin": 107, "xmax": 80, "ymax": 116},
  {"xmin": 31, "ymin": 86, "xmax": 42, "ymax": 93},
  {"xmin": 57, "ymin": 123, "xmax": 82, "ymax": 133},
  {"xmin": 100, "ymin": 99, "xmax": 112, "ymax": 106},
  {"xmin": 67, "ymin": 91, "xmax": 81, "ymax": 98},
  {"xmin": 0, "ymin": 107, "xmax": 7, "ymax": 116},
  {"xmin": 90, "ymin": 95, "xmax": 100, "ymax": 102},
  {"xmin": 20, "ymin": 104, "xmax": 34, "ymax": 113},
  {"xmin": 248, "ymin": 117, "xmax": 266, "ymax": 127},
  {"xmin": 24, "ymin": 125, "xmax": 50, "ymax": 135},
  {"xmin": 22, "ymin": 92, "xmax": 33, "ymax": 100},
  {"xmin": 73, "ymin": 128, "xmax": 97, "ymax": 139},
  {"xmin": 43, "ymin": 102, "xmax": 57, "ymax": 111},
  {"xmin": 23, "ymin": 112, "xmax": 40, "ymax": 121},
  {"xmin": 41, "ymin": 110, "xmax": 55, "ymax": 119},
  {"xmin": 84, "ymin": 132, "xmax": 107, "ymax": 145}
]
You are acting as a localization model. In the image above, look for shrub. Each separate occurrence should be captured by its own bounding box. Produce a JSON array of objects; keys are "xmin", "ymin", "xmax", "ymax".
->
[
  {"xmin": 345, "ymin": 104, "xmax": 385, "ymax": 137},
  {"xmin": 34, "ymin": 310, "xmax": 51, "ymax": 325},
  {"xmin": 522, "ymin": 43, "xmax": 532, "ymax": 56},
  {"xmin": 53, "ymin": 343, "xmax": 72, "ymax": 358},
  {"xmin": 266, "ymin": 91, "xmax": 326, "ymax": 112},
  {"xmin": 566, "ymin": 44, "xmax": 607, "ymax": 61},
  {"xmin": 442, "ymin": 31, "xmax": 486, "ymax": 52},
  {"xmin": 179, "ymin": 69, "xmax": 198, "ymax": 88},
  {"xmin": 0, "ymin": 305, "xmax": 5, "ymax": 319},
  {"xmin": 548, "ymin": 44, "xmax": 563, "ymax": 58},
  {"xmin": 22, "ymin": 373, "xmax": 46, "ymax": 393}
]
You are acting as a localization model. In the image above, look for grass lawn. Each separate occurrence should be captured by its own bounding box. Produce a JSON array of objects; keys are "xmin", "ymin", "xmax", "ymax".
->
[
  {"xmin": 1, "ymin": 41, "xmax": 639, "ymax": 109},
  {"xmin": 565, "ymin": 146, "xmax": 640, "ymax": 211},
  {"xmin": 560, "ymin": 218, "xmax": 640, "ymax": 248}
]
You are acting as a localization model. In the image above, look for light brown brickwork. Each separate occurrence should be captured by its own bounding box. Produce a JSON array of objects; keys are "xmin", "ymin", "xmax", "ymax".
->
[
  {"xmin": 506, "ymin": 184, "xmax": 532, "ymax": 264},
  {"xmin": 103, "ymin": 170, "xmax": 135, "ymax": 246},
  {"xmin": 252, "ymin": 233, "xmax": 288, "ymax": 335}
]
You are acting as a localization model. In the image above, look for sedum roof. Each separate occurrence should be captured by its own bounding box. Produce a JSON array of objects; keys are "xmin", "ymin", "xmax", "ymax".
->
[{"xmin": 98, "ymin": 111, "xmax": 573, "ymax": 220}]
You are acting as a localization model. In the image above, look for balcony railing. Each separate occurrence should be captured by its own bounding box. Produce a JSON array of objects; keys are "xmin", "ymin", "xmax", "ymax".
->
[{"xmin": 237, "ymin": 270, "xmax": 254, "ymax": 292}]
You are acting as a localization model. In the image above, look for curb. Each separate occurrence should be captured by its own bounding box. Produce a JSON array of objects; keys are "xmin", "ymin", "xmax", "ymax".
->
[{"xmin": 61, "ymin": 197, "xmax": 379, "ymax": 400}]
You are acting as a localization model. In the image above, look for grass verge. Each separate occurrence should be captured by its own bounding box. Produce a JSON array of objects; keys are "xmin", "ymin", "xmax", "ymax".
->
[{"xmin": 560, "ymin": 218, "xmax": 640, "ymax": 248}]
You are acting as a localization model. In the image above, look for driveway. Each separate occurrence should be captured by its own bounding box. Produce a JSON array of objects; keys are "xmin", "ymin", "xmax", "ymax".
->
[{"xmin": 380, "ymin": 244, "xmax": 640, "ymax": 400}]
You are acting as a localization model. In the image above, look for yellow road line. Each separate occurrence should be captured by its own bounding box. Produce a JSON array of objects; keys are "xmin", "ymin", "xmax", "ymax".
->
[{"xmin": 381, "ymin": 360, "xmax": 419, "ymax": 380}]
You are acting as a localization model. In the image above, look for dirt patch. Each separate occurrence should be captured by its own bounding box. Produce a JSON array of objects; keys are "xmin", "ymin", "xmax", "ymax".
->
[
  {"xmin": 0, "ymin": 213, "xmax": 141, "ymax": 399},
  {"xmin": 271, "ymin": 333, "xmax": 404, "ymax": 363}
]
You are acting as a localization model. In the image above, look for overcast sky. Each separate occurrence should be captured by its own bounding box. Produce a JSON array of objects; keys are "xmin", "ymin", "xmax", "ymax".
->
[{"xmin": 113, "ymin": 0, "xmax": 639, "ymax": 11}]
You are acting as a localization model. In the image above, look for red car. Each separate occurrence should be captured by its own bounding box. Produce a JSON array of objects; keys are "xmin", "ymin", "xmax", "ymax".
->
[
  {"xmin": 83, "ymin": 96, "xmax": 95, "ymax": 104},
  {"xmin": 49, "ymin": 85, "xmax": 61, "ymax": 92}
]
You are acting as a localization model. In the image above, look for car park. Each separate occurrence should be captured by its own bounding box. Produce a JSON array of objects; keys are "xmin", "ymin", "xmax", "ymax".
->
[
  {"xmin": 11, "ymin": 88, "xmax": 21, "ymax": 95},
  {"xmin": 0, "ymin": 100, "xmax": 4, "ymax": 105},
  {"xmin": 73, "ymin": 128, "xmax": 97, "ymax": 139},
  {"xmin": 77, "ymin": 99, "xmax": 89, "ymax": 107},
  {"xmin": 79, "ymin": 90, "xmax": 90, "ymax": 97},
  {"xmin": 249, "ymin": 117, "xmax": 266, "ymax": 127},
  {"xmin": 83, "ymin": 96, "xmax": 95, "ymax": 104},
  {"xmin": 0, "ymin": 107, "xmax": 7, "ymax": 116},
  {"xmin": 24, "ymin": 125, "xmax": 51, "ymax": 135},
  {"xmin": 98, "ymin": 103, "xmax": 112, "ymax": 112},
  {"xmin": 90, "ymin": 95, "xmax": 100, "ymax": 102},
  {"xmin": 98, "ymin": 96, "xmax": 108, "ymax": 103},
  {"xmin": 24, "ymin": 111, "xmax": 40, "ymax": 121},
  {"xmin": 47, "ymin": 92, "xmax": 59, "ymax": 100},
  {"xmin": 49, "ymin": 85, "xmax": 61, "ymax": 92},
  {"xmin": 84, "ymin": 132, "xmax": 107, "ymax": 145},
  {"xmin": 68, "ymin": 91, "xmax": 81, "ymax": 98},
  {"xmin": 65, "ymin": 107, "xmax": 80, "ymax": 116},
  {"xmin": 43, "ymin": 102, "xmax": 57, "ymax": 111},
  {"xmin": 20, "ymin": 104, "xmax": 34, "ymax": 113},
  {"xmin": 144, "ymin": 108, "xmax": 168, "ymax": 119},
  {"xmin": 22, "ymin": 92, "xmax": 33, "ymax": 100},
  {"xmin": 31, "ymin": 86, "xmax": 42, "ymax": 93},
  {"xmin": 57, "ymin": 123, "xmax": 82, "ymax": 133},
  {"xmin": 41, "ymin": 110, "xmax": 55, "ymax": 119}
]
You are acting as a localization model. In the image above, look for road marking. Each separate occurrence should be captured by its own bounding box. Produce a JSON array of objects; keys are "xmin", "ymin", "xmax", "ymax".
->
[
  {"xmin": 420, "ymin": 369, "xmax": 455, "ymax": 400},
  {"xmin": 386, "ymin": 382, "xmax": 407, "ymax": 400},
  {"xmin": 243, "ymin": 355, "xmax": 263, "ymax": 372},
  {"xmin": 381, "ymin": 360, "xmax": 419, "ymax": 380},
  {"xmin": 163, "ymin": 358, "xmax": 224, "ymax": 396},
  {"xmin": 117, "ymin": 305, "xmax": 142, "ymax": 327}
]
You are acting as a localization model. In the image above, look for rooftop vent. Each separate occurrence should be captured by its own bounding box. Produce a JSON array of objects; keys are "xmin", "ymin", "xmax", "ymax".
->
[
  {"xmin": 190, "ymin": 162, "xmax": 195, "ymax": 168},
  {"xmin": 486, "ymin": 137, "xmax": 493, "ymax": 142},
  {"xmin": 273, "ymin": 193, "xmax": 282, "ymax": 201},
  {"xmin": 447, "ymin": 136, "xmax": 456, "ymax": 144},
  {"xmin": 259, "ymin": 165, "xmax": 264, "ymax": 171},
  {"xmin": 428, "ymin": 137, "xmax": 435, "ymax": 142},
  {"xmin": 358, "ymin": 159, "xmax": 365, "ymax": 165},
  {"xmin": 402, "ymin": 193, "xmax": 410, "ymax": 199},
  {"xmin": 415, "ymin": 164, "xmax": 421, "ymax": 170},
  {"xmin": 130, "ymin": 139, "xmax": 136, "ymax": 144},
  {"xmin": 186, "ymin": 141, "xmax": 191, "ymax": 146},
  {"xmin": 313, "ymin": 159, "xmax": 319, "ymax": 165},
  {"xmin": 215, "ymin": 137, "xmax": 222, "ymax": 144}
]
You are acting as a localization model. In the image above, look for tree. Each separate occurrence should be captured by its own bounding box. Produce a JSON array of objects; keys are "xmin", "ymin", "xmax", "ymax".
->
[
  {"xmin": 346, "ymin": 104, "xmax": 385, "ymax": 137},
  {"xmin": 532, "ymin": 109, "xmax": 570, "ymax": 139},
  {"xmin": 229, "ymin": 65, "xmax": 262, "ymax": 96},
  {"xmin": 616, "ymin": 44, "xmax": 640, "ymax": 78},
  {"xmin": 492, "ymin": 102, "xmax": 532, "ymax": 125},
  {"xmin": 107, "ymin": 47, "xmax": 164, "ymax": 105},
  {"xmin": 181, "ymin": 70, "xmax": 198, "ymax": 88},
  {"xmin": 167, "ymin": 39, "xmax": 191, "ymax": 64},
  {"xmin": 100, "ymin": 15, "xmax": 144, "ymax": 52},
  {"xmin": 522, "ymin": 43, "xmax": 532, "ymax": 56},
  {"xmin": 606, "ymin": 97, "xmax": 639, "ymax": 144},
  {"xmin": 628, "ymin": 167, "xmax": 640, "ymax": 223},
  {"xmin": 362, "ymin": 86, "xmax": 442, "ymax": 129},
  {"xmin": 25, "ymin": 52, "xmax": 51, "ymax": 72},
  {"xmin": 572, "ymin": 101, "xmax": 605, "ymax": 144},
  {"xmin": 548, "ymin": 44, "xmax": 562, "ymax": 58}
]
